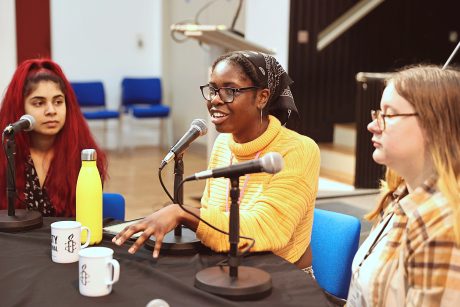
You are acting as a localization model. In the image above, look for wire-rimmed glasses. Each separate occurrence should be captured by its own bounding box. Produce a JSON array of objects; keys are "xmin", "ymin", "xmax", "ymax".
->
[{"xmin": 371, "ymin": 109, "xmax": 418, "ymax": 131}]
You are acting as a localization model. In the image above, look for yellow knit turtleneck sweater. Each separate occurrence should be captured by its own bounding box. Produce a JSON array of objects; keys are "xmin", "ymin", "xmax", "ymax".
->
[{"xmin": 196, "ymin": 116, "xmax": 320, "ymax": 263}]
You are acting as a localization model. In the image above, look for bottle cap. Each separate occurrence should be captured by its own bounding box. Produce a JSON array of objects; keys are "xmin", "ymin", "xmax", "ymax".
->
[{"xmin": 81, "ymin": 149, "xmax": 97, "ymax": 161}]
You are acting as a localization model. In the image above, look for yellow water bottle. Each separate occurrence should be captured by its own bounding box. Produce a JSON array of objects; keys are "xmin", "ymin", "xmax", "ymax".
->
[{"xmin": 76, "ymin": 149, "xmax": 102, "ymax": 245}]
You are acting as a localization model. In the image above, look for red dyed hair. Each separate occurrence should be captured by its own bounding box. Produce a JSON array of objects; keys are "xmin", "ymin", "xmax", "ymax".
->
[{"xmin": 0, "ymin": 58, "xmax": 108, "ymax": 216}]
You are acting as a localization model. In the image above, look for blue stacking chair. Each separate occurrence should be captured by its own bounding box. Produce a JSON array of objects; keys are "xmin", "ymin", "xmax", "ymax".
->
[
  {"xmin": 310, "ymin": 208, "xmax": 361, "ymax": 304},
  {"xmin": 103, "ymin": 193, "xmax": 126, "ymax": 221},
  {"xmin": 71, "ymin": 81, "xmax": 121, "ymax": 148},
  {"xmin": 121, "ymin": 77, "xmax": 172, "ymax": 148}
]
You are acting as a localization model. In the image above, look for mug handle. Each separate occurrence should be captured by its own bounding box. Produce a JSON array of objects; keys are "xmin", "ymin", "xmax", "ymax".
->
[
  {"xmin": 107, "ymin": 259, "xmax": 120, "ymax": 285},
  {"xmin": 81, "ymin": 226, "xmax": 91, "ymax": 248}
]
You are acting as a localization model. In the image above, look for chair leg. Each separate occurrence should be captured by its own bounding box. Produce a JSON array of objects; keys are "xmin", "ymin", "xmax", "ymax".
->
[
  {"xmin": 103, "ymin": 120, "xmax": 108, "ymax": 150},
  {"xmin": 159, "ymin": 117, "xmax": 172, "ymax": 150},
  {"xmin": 119, "ymin": 113, "xmax": 126, "ymax": 153},
  {"xmin": 117, "ymin": 115, "xmax": 124, "ymax": 152},
  {"xmin": 167, "ymin": 116, "xmax": 174, "ymax": 149},
  {"xmin": 323, "ymin": 290, "xmax": 347, "ymax": 306},
  {"xmin": 120, "ymin": 113, "xmax": 134, "ymax": 152},
  {"xmin": 126, "ymin": 115, "xmax": 134, "ymax": 151},
  {"xmin": 159, "ymin": 118, "xmax": 165, "ymax": 149}
]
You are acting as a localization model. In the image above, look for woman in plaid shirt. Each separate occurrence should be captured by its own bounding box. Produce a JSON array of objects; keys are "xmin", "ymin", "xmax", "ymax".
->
[{"xmin": 347, "ymin": 65, "xmax": 460, "ymax": 306}]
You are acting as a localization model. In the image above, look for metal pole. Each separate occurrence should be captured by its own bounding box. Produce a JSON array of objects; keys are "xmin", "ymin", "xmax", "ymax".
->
[
  {"xmin": 173, "ymin": 153, "xmax": 184, "ymax": 236},
  {"xmin": 228, "ymin": 176, "xmax": 240, "ymax": 278},
  {"xmin": 443, "ymin": 40, "xmax": 460, "ymax": 70},
  {"xmin": 4, "ymin": 132, "xmax": 16, "ymax": 216}
]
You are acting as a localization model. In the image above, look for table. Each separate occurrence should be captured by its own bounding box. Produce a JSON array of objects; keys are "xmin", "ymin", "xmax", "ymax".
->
[{"xmin": 0, "ymin": 217, "xmax": 330, "ymax": 307}]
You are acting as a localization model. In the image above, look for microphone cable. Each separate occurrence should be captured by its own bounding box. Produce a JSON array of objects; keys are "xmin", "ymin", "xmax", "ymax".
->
[
  {"xmin": 173, "ymin": 178, "xmax": 255, "ymax": 257},
  {"xmin": 158, "ymin": 165, "xmax": 256, "ymax": 256},
  {"xmin": 230, "ymin": 0, "xmax": 244, "ymax": 33},
  {"xmin": 158, "ymin": 166, "xmax": 174, "ymax": 202},
  {"xmin": 194, "ymin": 0, "xmax": 219, "ymax": 25},
  {"xmin": 158, "ymin": 165, "xmax": 255, "ymax": 256}
]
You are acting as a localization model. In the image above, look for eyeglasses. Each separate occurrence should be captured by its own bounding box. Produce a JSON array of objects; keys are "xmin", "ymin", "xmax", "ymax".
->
[
  {"xmin": 371, "ymin": 109, "xmax": 419, "ymax": 131},
  {"xmin": 200, "ymin": 84, "xmax": 260, "ymax": 103}
]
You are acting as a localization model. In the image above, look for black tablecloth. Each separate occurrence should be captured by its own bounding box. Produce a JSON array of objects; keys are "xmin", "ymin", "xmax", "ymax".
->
[{"xmin": 0, "ymin": 218, "xmax": 329, "ymax": 307}]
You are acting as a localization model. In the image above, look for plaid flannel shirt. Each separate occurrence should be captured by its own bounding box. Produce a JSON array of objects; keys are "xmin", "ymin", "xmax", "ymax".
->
[{"xmin": 367, "ymin": 179, "xmax": 460, "ymax": 306}]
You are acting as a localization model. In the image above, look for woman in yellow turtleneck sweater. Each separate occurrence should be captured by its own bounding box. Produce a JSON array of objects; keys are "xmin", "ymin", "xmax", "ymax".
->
[
  {"xmin": 198, "ymin": 115, "xmax": 319, "ymax": 264},
  {"xmin": 114, "ymin": 51, "xmax": 320, "ymax": 273}
]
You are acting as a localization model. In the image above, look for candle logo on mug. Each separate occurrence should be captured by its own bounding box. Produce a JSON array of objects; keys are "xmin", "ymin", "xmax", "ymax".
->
[
  {"xmin": 78, "ymin": 247, "xmax": 120, "ymax": 297},
  {"xmin": 80, "ymin": 264, "xmax": 90, "ymax": 286},
  {"xmin": 50, "ymin": 221, "xmax": 91, "ymax": 263},
  {"xmin": 65, "ymin": 234, "xmax": 77, "ymax": 253}
]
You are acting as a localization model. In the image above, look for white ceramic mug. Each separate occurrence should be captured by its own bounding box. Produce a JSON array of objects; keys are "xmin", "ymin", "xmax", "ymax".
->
[
  {"xmin": 51, "ymin": 221, "xmax": 91, "ymax": 263},
  {"xmin": 78, "ymin": 247, "xmax": 120, "ymax": 297}
]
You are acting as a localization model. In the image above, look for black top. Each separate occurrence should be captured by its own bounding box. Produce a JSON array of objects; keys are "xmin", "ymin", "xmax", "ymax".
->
[
  {"xmin": 0, "ymin": 217, "xmax": 330, "ymax": 307},
  {"xmin": 24, "ymin": 156, "xmax": 55, "ymax": 216}
]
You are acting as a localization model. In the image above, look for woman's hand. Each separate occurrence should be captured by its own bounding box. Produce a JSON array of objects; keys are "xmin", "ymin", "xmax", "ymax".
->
[{"xmin": 112, "ymin": 204, "xmax": 182, "ymax": 258}]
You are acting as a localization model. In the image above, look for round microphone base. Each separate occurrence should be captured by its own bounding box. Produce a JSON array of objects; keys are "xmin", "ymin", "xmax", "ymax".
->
[
  {"xmin": 144, "ymin": 227, "xmax": 204, "ymax": 255},
  {"xmin": 0, "ymin": 209, "xmax": 43, "ymax": 232},
  {"xmin": 195, "ymin": 266, "xmax": 272, "ymax": 300}
]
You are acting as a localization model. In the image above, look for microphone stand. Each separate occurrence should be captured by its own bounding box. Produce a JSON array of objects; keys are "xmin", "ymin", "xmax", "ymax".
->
[
  {"xmin": 194, "ymin": 176, "xmax": 272, "ymax": 300},
  {"xmin": 0, "ymin": 130, "xmax": 42, "ymax": 232},
  {"xmin": 146, "ymin": 153, "xmax": 203, "ymax": 254}
]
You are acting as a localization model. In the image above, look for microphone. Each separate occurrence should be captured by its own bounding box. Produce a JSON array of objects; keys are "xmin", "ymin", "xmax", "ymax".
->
[
  {"xmin": 160, "ymin": 119, "xmax": 208, "ymax": 169},
  {"xmin": 186, "ymin": 152, "xmax": 284, "ymax": 181},
  {"xmin": 3, "ymin": 115, "xmax": 35, "ymax": 133}
]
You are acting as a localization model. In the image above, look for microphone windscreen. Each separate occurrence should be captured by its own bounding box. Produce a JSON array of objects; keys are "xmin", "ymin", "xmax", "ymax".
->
[
  {"xmin": 260, "ymin": 152, "xmax": 284, "ymax": 174},
  {"xmin": 191, "ymin": 119, "xmax": 208, "ymax": 136},
  {"xmin": 21, "ymin": 114, "xmax": 36, "ymax": 131}
]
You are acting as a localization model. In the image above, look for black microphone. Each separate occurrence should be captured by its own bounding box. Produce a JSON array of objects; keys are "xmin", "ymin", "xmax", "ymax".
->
[
  {"xmin": 3, "ymin": 115, "xmax": 35, "ymax": 134},
  {"xmin": 160, "ymin": 119, "xmax": 208, "ymax": 169},
  {"xmin": 186, "ymin": 152, "xmax": 284, "ymax": 181}
]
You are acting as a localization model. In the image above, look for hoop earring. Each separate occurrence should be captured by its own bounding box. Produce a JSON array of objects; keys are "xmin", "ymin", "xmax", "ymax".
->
[{"xmin": 260, "ymin": 108, "xmax": 263, "ymax": 125}]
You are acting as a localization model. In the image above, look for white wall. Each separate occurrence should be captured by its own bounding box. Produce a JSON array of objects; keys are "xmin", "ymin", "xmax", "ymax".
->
[
  {"xmin": 164, "ymin": 0, "xmax": 290, "ymax": 152},
  {"xmin": 163, "ymin": 0, "xmax": 247, "ymax": 149},
  {"xmin": 245, "ymin": 0, "xmax": 290, "ymax": 70},
  {"xmin": 0, "ymin": 0, "xmax": 291, "ymax": 150},
  {"xmin": 0, "ymin": 0, "xmax": 17, "ymax": 101},
  {"xmin": 51, "ymin": 0, "xmax": 163, "ymax": 148}
]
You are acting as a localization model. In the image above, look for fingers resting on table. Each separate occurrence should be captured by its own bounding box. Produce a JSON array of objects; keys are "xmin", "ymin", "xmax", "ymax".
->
[{"xmin": 112, "ymin": 205, "xmax": 181, "ymax": 258}]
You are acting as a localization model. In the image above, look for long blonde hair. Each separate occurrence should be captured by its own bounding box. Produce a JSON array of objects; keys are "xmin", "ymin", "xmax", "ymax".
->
[{"xmin": 365, "ymin": 65, "xmax": 460, "ymax": 244}]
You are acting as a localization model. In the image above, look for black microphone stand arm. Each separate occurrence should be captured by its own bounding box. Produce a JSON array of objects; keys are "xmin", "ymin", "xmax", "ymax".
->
[
  {"xmin": 228, "ymin": 176, "xmax": 241, "ymax": 278},
  {"xmin": 174, "ymin": 153, "xmax": 185, "ymax": 236},
  {"xmin": 3, "ymin": 130, "xmax": 16, "ymax": 216},
  {"xmin": 0, "ymin": 125, "xmax": 42, "ymax": 233}
]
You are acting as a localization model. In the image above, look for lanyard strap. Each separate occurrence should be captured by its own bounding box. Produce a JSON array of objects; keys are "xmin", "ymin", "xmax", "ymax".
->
[
  {"xmin": 356, "ymin": 188, "xmax": 407, "ymax": 271},
  {"xmin": 225, "ymin": 151, "xmax": 262, "ymax": 212},
  {"xmin": 356, "ymin": 211, "xmax": 394, "ymax": 270}
]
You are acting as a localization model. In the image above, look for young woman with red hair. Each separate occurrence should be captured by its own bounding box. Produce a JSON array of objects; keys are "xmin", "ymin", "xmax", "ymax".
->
[{"xmin": 0, "ymin": 58, "xmax": 107, "ymax": 217}]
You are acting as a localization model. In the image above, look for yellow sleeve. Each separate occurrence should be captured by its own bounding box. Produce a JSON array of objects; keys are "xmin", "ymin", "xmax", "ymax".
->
[{"xmin": 197, "ymin": 136, "xmax": 320, "ymax": 254}]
